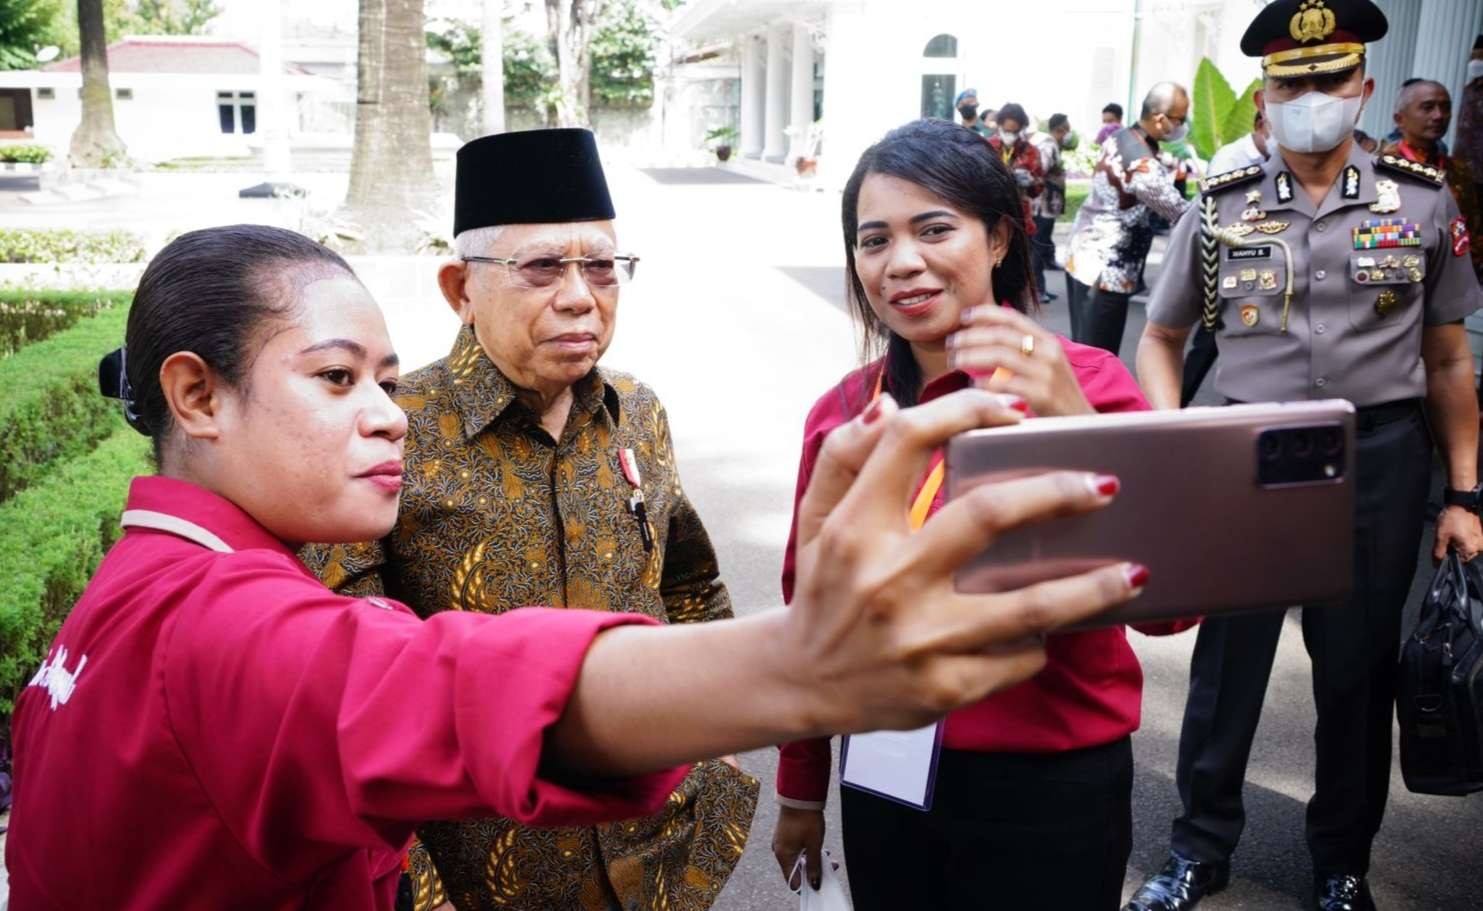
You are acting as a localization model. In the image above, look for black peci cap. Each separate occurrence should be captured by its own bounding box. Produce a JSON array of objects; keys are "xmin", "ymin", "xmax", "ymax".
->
[
  {"xmin": 453, "ymin": 128, "xmax": 616, "ymax": 237},
  {"xmin": 1240, "ymin": 0, "xmax": 1387, "ymax": 78}
]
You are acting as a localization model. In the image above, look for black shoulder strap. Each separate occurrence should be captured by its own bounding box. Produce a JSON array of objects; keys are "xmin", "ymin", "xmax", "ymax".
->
[
  {"xmin": 1199, "ymin": 164, "xmax": 1264, "ymax": 194},
  {"xmin": 1376, "ymin": 153, "xmax": 1446, "ymax": 187}
]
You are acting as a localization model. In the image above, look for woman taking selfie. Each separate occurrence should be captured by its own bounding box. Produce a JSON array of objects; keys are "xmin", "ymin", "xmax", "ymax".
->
[
  {"xmin": 771, "ymin": 119, "xmax": 1187, "ymax": 911},
  {"xmin": 6, "ymin": 225, "xmax": 1145, "ymax": 909}
]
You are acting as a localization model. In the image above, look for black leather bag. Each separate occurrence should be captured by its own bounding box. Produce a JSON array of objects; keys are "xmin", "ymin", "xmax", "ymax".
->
[{"xmin": 1397, "ymin": 551, "xmax": 1483, "ymax": 795}]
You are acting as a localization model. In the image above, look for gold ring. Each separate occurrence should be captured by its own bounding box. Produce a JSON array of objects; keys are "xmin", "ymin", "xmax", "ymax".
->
[{"xmin": 1020, "ymin": 334, "xmax": 1036, "ymax": 358}]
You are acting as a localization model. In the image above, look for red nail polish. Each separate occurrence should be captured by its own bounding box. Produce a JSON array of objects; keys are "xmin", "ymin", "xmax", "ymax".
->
[
  {"xmin": 1008, "ymin": 397, "xmax": 1030, "ymax": 414},
  {"xmin": 1125, "ymin": 563, "xmax": 1150, "ymax": 589},
  {"xmin": 1095, "ymin": 473, "xmax": 1120, "ymax": 496},
  {"xmin": 862, "ymin": 398, "xmax": 885, "ymax": 425}
]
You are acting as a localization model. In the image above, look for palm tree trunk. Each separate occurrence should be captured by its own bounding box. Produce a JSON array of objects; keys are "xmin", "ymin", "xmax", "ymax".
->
[
  {"xmin": 345, "ymin": 0, "xmax": 437, "ymax": 251},
  {"xmin": 545, "ymin": 0, "xmax": 601, "ymax": 128},
  {"xmin": 69, "ymin": 0, "xmax": 126, "ymax": 168},
  {"xmin": 481, "ymin": 0, "xmax": 505, "ymax": 134}
]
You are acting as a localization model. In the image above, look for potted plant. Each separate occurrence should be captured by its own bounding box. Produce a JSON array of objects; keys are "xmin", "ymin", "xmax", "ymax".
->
[{"xmin": 705, "ymin": 125, "xmax": 738, "ymax": 162}]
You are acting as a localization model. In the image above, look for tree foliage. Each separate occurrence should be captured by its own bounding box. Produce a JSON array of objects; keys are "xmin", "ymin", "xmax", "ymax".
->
[
  {"xmin": 124, "ymin": 0, "xmax": 221, "ymax": 36},
  {"xmin": 1189, "ymin": 57, "xmax": 1260, "ymax": 162},
  {"xmin": 0, "ymin": 0, "xmax": 66, "ymax": 70},
  {"xmin": 590, "ymin": 0, "xmax": 659, "ymax": 108}
]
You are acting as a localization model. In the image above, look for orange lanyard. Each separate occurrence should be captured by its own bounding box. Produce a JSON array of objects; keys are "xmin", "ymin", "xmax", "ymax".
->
[
  {"xmin": 872, "ymin": 369, "xmax": 945, "ymax": 531},
  {"xmin": 873, "ymin": 362, "xmax": 1013, "ymax": 530}
]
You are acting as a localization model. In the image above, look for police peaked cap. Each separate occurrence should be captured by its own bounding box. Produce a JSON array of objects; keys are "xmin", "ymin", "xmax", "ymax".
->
[
  {"xmin": 1241, "ymin": 0, "xmax": 1388, "ymax": 78},
  {"xmin": 453, "ymin": 128, "xmax": 616, "ymax": 236}
]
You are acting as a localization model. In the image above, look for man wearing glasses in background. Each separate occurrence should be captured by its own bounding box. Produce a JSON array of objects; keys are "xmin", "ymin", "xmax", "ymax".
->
[{"xmin": 305, "ymin": 128, "xmax": 758, "ymax": 911}]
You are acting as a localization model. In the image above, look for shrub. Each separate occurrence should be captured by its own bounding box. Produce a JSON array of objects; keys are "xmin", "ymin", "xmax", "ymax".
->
[
  {"xmin": 0, "ymin": 303, "xmax": 133, "ymax": 502},
  {"xmin": 0, "ymin": 228, "xmax": 147, "ymax": 264},
  {"xmin": 0, "ymin": 288, "xmax": 131, "ymax": 357},
  {"xmin": 0, "ymin": 428, "xmax": 152, "ymax": 712},
  {"xmin": 0, "ymin": 145, "xmax": 51, "ymax": 165}
]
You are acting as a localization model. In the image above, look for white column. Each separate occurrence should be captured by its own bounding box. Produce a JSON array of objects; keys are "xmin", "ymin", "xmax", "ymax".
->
[
  {"xmin": 763, "ymin": 24, "xmax": 790, "ymax": 162},
  {"xmin": 787, "ymin": 23, "xmax": 816, "ymax": 161},
  {"xmin": 256, "ymin": 0, "xmax": 290, "ymax": 175},
  {"xmin": 1359, "ymin": 0, "xmax": 1422, "ymax": 139},
  {"xmin": 739, "ymin": 35, "xmax": 765, "ymax": 158},
  {"xmin": 481, "ymin": 0, "xmax": 505, "ymax": 134},
  {"xmin": 1411, "ymin": 0, "xmax": 1482, "ymax": 148}
]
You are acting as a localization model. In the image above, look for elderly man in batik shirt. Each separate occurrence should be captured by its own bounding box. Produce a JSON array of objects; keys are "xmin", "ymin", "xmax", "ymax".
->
[
  {"xmin": 1065, "ymin": 82, "xmax": 1193, "ymax": 355},
  {"xmin": 305, "ymin": 129, "xmax": 758, "ymax": 911}
]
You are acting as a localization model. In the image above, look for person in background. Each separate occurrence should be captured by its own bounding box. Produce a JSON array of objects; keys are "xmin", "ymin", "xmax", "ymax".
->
[
  {"xmin": 769, "ymin": 118, "xmax": 1188, "ymax": 911},
  {"xmin": 989, "ymin": 103, "xmax": 1046, "ymax": 206},
  {"xmin": 1353, "ymin": 128, "xmax": 1380, "ymax": 153},
  {"xmin": 1065, "ymin": 83, "xmax": 1191, "ymax": 354},
  {"xmin": 1384, "ymin": 79, "xmax": 1483, "ymax": 276},
  {"xmin": 1207, "ymin": 109, "xmax": 1271, "ymax": 175},
  {"xmin": 1127, "ymin": 2, "xmax": 1483, "ymax": 908},
  {"xmin": 956, "ymin": 88, "xmax": 991, "ymax": 137},
  {"xmin": 1030, "ymin": 113, "xmax": 1074, "ymax": 303},
  {"xmin": 1096, "ymin": 102, "xmax": 1125, "ymax": 145},
  {"xmin": 1186, "ymin": 109, "xmax": 1273, "ymax": 404},
  {"xmin": 1456, "ymin": 36, "xmax": 1483, "ymax": 211}
]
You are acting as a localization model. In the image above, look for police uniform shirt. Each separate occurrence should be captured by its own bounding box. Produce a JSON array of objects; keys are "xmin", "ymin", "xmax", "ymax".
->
[{"xmin": 1147, "ymin": 141, "xmax": 1482, "ymax": 406}]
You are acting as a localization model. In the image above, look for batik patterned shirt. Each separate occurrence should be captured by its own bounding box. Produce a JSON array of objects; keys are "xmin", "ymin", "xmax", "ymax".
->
[
  {"xmin": 303, "ymin": 326, "xmax": 758, "ymax": 911},
  {"xmin": 1066, "ymin": 126, "xmax": 1191, "ymax": 293}
]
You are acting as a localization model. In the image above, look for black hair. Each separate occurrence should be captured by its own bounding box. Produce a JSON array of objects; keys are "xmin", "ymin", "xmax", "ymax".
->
[
  {"xmin": 1048, "ymin": 113, "xmax": 1070, "ymax": 131},
  {"xmin": 1103, "ymin": 102, "xmax": 1123, "ymax": 119},
  {"xmin": 996, "ymin": 103, "xmax": 1029, "ymax": 130},
  {"xmin": 113, "ymin": 224, "xmax": 356, "ymax": 459},
  {"xmin": 840, "ymin": 119, "xmax": 1037, "ymax": 409}
]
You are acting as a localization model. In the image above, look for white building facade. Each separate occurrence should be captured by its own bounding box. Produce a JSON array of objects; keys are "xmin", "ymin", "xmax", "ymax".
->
[{"xmin": 668, "ymin": 0, "xmax": 1483, "ymax": 188}]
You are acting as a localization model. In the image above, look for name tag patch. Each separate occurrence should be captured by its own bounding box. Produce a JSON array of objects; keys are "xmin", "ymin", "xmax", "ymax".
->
[{"xmin": 1227, "ymin": 246, "xmax": 1273, "ymax": 261}]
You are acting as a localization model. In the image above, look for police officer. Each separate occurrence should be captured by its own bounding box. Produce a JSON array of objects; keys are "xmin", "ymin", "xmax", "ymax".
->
[{"xmin": 1124, "ymin": 2, "xmax": 1483, "ymax": 910}]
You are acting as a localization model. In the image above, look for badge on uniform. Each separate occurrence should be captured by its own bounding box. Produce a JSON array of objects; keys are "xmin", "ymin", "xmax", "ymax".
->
[
  {"xmin": 1370, "ymin": 179, "xmax": 1401, "ymax": 214},
  {"xmin": 1452, "ymin": 216, "xmax": 1471, "ymax": 257},
  {"xmin": 1353, "ymin": 218, "xmax": 1422, "ymax": 249},
  {"xmin": 1240, "ymin": 304, "xmax": 1261, "ymax": 327},
  {"xmin": 1375, "ymin": 288, "xmax": 1400, "ymax": 317},
  {"xmin": 1255, "ymin": 220, "xmax": 1290, "ymax": 234},
  {"xmin": 1275, "ymin": 172, "xmax": 1295, "ymax": 204},
  {"xmin": 1224, "ymin": 223, "xmax": 1256, "ymax": 237},
  {"xmin": 1242, "ymin": 205, "xmax": 1268, "ymax": 222},
  {"xmin": 1342, "ymin": 165, "xmax": 1360, "ymax": 199}
]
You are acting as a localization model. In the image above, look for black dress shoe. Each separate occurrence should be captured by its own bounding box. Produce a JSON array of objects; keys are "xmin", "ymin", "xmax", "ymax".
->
[
  {"xmin": 1313, "ymin": 872, "xmax": 1375, "ymax": 911},
  {"xmin": 1122, "ymin": 852, "xmax": 1230, "ymax": 911}
]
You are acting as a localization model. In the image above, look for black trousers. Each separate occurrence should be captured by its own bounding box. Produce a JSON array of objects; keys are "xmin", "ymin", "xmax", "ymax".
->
[
  {"xmin": 1067, "ymin": 278, "xmax": 1133, "ymax": 355},
  {"xmin": 1032, "ymin": 214, "xmax": 1058, "ymax": 296},
  {"xmin": 1180, "ymin": 324, "xmax": 1219, "ymax": 407},
  {"xmin": 840, "ymin": 739, "xmax": 1133, "ymax": 910},
  {"xmin": 1170, "ymin": 406, "xmax": 1432, "ymax": 875}
]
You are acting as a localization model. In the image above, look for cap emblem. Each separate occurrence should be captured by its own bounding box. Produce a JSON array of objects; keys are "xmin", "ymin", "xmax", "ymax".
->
[{"xmin": 1291, "ymin": 0, "xmax": 1337, "ymax": 43}]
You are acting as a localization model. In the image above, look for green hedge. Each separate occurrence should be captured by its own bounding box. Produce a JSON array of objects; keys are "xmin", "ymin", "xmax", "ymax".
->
[
  {"xmin": 0, "ymin": 304, "xmax": 133, "ymax": 502},
  {"xmin": 0, "ymin": 145, "xmax": 51, "ymax": 165},
  {"xmin": 0, "ymin": 289, "xmax": 132, "ymax": 357},
  {"xmin": 0, "ymin": 429, "xmax": 151, "ymax": 712},
  {"xmin": 0, "ymin": 228, "xmax": 147, "ymax": 264}
]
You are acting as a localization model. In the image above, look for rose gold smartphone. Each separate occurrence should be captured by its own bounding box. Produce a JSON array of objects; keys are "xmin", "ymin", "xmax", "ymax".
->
[{"xmin": 946, "ymin": 400, "xmax": 1356, "ymax": 629}]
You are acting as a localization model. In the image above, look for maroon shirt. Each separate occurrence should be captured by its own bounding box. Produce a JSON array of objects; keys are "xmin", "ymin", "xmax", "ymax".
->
[
  {"xmin": 776, "ymin": 339, "xmax": 1192, "ymax": 806},
  {"xmin": 8, "ymin": 476, "xmax": 687, "ymax": 910}
]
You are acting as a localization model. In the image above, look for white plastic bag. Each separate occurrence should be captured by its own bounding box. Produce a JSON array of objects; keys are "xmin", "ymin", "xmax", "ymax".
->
[{"xmin": 793, "ymin": 850, "xmax": 852, "ymax": 911}]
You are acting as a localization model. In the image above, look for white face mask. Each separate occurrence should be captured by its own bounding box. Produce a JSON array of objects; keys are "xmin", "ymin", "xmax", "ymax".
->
[
  {"xmin": 1468, "ymin": 59, "xmax": 1483, "ymax": 83},
  {"xmin": 1000, "ymin": 129, "xmax": 1020, "ymax": 145},
  {"xmin": 1163, "ymin": 120, "xmax": 1189, "ymax": 143},
  {"xmin": 1266, "ymin": 91, "xmax": 1364, "ymax": 154}
]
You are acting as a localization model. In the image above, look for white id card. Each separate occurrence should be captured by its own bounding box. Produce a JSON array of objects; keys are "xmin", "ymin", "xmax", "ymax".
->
[{"xmin": 838, "ymin": 721, "xmax": 943, "ymax": 810}]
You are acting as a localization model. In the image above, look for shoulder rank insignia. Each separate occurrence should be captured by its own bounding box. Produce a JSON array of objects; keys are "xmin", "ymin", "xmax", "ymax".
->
[
  {"xmin": 1377, "ymin": 154, "xmax": 1446, "ymax": 186},
  {"xmin": 1200, "ymin": 164, "xmax": 1263, "ymax": 194},
  {"xmin": 1342, "ymin": 165, "xmax": 1360, "ymax": 199},
  {"xmin": 1275, "ymin": 172, "xmax": 1295, "ymax": 203}
]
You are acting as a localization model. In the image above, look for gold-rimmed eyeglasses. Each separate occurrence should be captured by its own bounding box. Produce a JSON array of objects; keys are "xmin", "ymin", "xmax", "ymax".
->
[{"xmin": 462, "ymin": 254, "xmax": 640, "ymax": 288}]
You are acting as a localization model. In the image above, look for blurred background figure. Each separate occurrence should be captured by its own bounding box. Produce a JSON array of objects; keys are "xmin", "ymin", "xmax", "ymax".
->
[
  {"xmin": 1096, "ymin": 102, "xmax": 1125, "ymax": 145},
  {"xmin": 1384, "ymin": 78, "xmax": 1483, "ymax": 276},
  {"xmin": 956, "ymin": 88, "xmax": 991, "ymax": 137},
  {"xmin": 1030, "ymin": 113, "xmax": 1074, "ymax": 303},
  {"xmin": 1207, "ymin": 109, "xmax": 1271, "ymax": 175}
]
